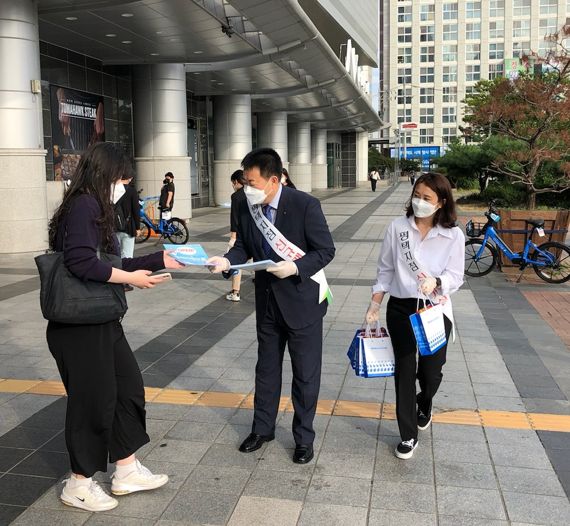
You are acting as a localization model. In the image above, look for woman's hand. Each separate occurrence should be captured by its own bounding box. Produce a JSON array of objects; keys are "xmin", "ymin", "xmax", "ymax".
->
[
  {"xmin": 365, "ymin": 300, "xmax": 381, "ymax": 324},
  {"xmin": 163, "ymin": 251, "xmax": 185, "ymax": 269},
  {"xmin": 129, "ymin": 270, "xmax": 167, "ymax": 289},
  {"xmin": 419, "ymin": 276, "xmax": 437, "ymax": 295}
]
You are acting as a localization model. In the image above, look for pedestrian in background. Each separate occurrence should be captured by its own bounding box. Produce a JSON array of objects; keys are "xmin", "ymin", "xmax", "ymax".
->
[
  {"xmin": 227, "ymin": 169, "xmax": 247, "ymax": 302},
  {"xmin": 369, "ymin": 167, "xmax": 380, "ymax": 192},
  {"xmin": 159, "ymin": 171, "xmax": 175, "ymax": 215},
  {"xmin": 365, "ymin": 172, "xmax": 464, "ymax": 460},
  {"xmin": 46, "ymin": 143, "xmax": 184, "ymax": 512},
  {"xmin": 281, "ymin": 167, "xmax": 296, "ymax": 189}
]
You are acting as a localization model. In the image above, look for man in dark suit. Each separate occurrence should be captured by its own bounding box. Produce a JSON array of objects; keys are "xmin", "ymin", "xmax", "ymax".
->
[{"xmin": 207, "ymin": 148, "xmax": 335, "ymax": 464}]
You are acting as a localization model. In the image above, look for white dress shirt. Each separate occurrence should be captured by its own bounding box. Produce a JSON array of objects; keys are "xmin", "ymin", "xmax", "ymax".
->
[{"xmin": 372, "ymin": 215, "xmax": 465, "ymax": 322}]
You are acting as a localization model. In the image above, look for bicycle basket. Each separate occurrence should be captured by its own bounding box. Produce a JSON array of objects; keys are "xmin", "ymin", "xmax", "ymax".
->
[{"xmin": 466, "ymin": 220, "xmax": 486, "ymax": 238}]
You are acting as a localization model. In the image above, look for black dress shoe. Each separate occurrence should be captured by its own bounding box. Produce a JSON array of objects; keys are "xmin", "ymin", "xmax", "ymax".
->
[
  {"xmin": 239, "ymin": 433, "xmax": 274, "ymax": 453},
  {"xmin": 293, "ymin": 444, "xmax": 314, "ymax": 464}
]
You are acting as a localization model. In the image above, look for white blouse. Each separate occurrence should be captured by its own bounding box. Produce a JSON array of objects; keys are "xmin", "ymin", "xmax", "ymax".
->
[{"xmin": 372, "ymin": 215, "xmax": 465, "ymax": 320}]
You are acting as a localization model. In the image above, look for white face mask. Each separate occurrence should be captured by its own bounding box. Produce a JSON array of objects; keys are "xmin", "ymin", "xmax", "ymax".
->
[
  {"xmin": 412, "ymin": 197, "xmax": 439, "ymax": 218},
  {"xmin": 244, "ymin": 179, "xmax": 271, "ymax": 205},
  {"xmin": 112, "ymin": 183, "xmax": 126, "ymax": 204}
]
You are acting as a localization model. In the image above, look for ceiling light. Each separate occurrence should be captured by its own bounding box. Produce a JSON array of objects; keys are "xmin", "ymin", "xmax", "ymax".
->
[
  {"xmin": 193, "ymin": 50, "xmax": 203, "ymax": 54},
  {"xmin": 106, "ymin": 33, "xmax": 116, "ymax": 37},
  {"xmin": 211, "ymin": 79, "xmax": 218, "ymax": 82},
  {"xmin": 65, "ymin": 16, "xmax": 78, "ymax": 21},
  {"xmin": 121, "ymin": 13, "xmax": 134, "ymax": 18},
  {"xmin": 122, "ymin": 40, "xmax": 132, "ymax": 44},
  {"xmin": 150, "ymin": 53, "xmax": 160, "ymax": 56},
  {"xmin": 156, "ymin": 31, "xmax": 163, "ymax": 35},
  {"xmin": 217, "ymin": 82, "xmax": 224, "ymax": 85}
]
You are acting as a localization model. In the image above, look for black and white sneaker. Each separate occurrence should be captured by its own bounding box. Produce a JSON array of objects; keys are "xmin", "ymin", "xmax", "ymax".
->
[
  {"xmin": 395, "ymin": 439, "xmax": 418, "ymax": 459},
  {"xmin": 417, "ymin": 410, "xmax": 432, "ymax": 431}
]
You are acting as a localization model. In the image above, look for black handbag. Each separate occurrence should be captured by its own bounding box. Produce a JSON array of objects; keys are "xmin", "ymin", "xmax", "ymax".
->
[{"xmin": 35, "ymin": 250, "xmax": 128, "ymax": 324}]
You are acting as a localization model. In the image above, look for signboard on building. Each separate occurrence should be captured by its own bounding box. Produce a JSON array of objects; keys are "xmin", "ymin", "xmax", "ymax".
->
[
  {"xmin": 390, "ymin": 146, "xmax": 441, "ymax": 170},
  {"xmin": 50, "ymin": 86, "xmax": 105, "ymax": 181}
]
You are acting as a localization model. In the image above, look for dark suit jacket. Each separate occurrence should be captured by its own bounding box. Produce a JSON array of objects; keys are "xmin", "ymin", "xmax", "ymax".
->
[{"xmin": 225, "ymin": 186, "xmax": 335, "ymax": 329}]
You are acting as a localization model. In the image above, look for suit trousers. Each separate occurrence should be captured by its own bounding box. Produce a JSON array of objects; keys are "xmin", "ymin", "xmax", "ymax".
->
[
  {"xmin": 253, "ymin": 291, "xmax": 323, "ymax": 445},
  {"xmin": 386, "ymin": 296, "xmax": 453, "ymax": 442},
  {"xmin": 47, "ymin": 320, "xmax": 150, "ymax": 477}
]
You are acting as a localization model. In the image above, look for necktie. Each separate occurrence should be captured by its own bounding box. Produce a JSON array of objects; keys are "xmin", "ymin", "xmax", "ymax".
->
[{"xmin": 262, "ymin": 205, "xmax": 273, "ymax": 257}]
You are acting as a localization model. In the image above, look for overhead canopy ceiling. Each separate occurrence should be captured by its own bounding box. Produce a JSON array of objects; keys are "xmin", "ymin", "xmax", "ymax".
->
[{"xmin": 37, "ymin": 0, "xmax": 381, "ymax": 132}]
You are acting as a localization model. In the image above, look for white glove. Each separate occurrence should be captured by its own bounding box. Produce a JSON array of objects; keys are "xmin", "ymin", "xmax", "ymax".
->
[
  {"xmin": 419, "ymin": 276, "xmax": 437, "ymax": 295},
  {"xmin": 365, "ymin": 300, "xmax": 381, "ymax": 324},
  {"xmin": 206, "ymin": 256, "xmax": 231, "ymax": 274},
  {"xmin": 266, "ymin": 261, "xmax": 298, "ymax": 279}
]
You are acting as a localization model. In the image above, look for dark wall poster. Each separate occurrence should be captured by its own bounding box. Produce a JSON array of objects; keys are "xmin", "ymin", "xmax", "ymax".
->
[{"xmin": 50, "ymin": 86, "xmax": 105, "ymax": 181}]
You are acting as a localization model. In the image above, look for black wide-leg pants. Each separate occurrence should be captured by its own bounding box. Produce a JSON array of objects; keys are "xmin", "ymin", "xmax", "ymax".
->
[
  {"xmin": 47, "ymin": 320, "xmax": 150, "ymax": 477},
  {"xmin": 253, "ymin": 292, "xmax": 323, "ymax": 445},
  {"xmin": 386, "ymin": 296, "xmax": 452, "ymax": 442}
]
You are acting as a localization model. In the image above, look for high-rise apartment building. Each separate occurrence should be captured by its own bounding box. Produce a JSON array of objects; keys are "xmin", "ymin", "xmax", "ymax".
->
[{"xmin": 380, "ymin": 0, "xmax": 570, "ymax": 154}]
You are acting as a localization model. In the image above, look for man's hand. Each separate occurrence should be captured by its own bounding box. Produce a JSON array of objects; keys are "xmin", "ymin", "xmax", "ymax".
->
[
  {"xmin": 206, "ymin": 256, "xmax": 231, "ymax": 273},
  {"xmin": 419, "ymin": 276, "xmax": 437, "ymax": 295},
  {"xmin": 266, "ymin": 261, "xmax": 297, "ymax": 279},
  {"xmin": 365, "ymin": 300, "xmax": 381, "ymax": 324}
]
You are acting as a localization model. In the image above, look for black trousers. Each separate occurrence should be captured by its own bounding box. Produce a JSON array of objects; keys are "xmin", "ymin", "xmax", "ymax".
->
[
  {"xmin": 253, "ymin": 292, "xmax": 323, "ymax": 445},
  {"xmin": 47, "ymin": 320, "xmax": 149, "ymax": 477},
  {"xmin": 386, "ymin": 297, "xmax": 453, "ymax": 442},
  {"xmin": 370, "ymin": 179, "xmax": 377, "ymax": 192}
]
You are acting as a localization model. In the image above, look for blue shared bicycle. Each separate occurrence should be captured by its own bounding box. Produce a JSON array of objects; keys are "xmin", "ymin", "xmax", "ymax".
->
[
  {"xmin": 135, "ymin": 195, "xmax": 189, "ymax": 245},
  {"xmin": 465, "ymin": 200, "xmax": 570, "ymax": 283}
]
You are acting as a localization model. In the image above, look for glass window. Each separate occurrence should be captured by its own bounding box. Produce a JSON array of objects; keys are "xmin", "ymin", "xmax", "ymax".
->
[
  {"xmin": 420, "ymin": 128, "xmax": 434, "ymax": 144},
  {"xmin": 443, "ymin": 24, "xmax": 458, "ymax": 41},
  {"xmin": 466, "ymin": 43, "xmax": 481, "ymax": 60},
  {"xmin": 466, "ymin": 64, "xmax": 481, "ymax": 81},
  {"xmin": 513, "ymin": 20, "xmax": 531, "ymax": 38},
  {"xmin": 489, "ymin": 20, "xmax": 504, "ymax": 39},
  {"xmin": 443, "ymin": 65, "xmax": 458, "ymax": 83},
  {"xmin": 420, "ymin": 107, "xmax": 434, "ymax": 124},
  {"xmin": 512, "ymin": 41, "xmax": 530, "ymax": 58},
  {"xmin": 398, "ymin": 67, "xmax": 412, "ymax": 84},
  {"xmin": 489, "ymin": 63, "xmax": 504, "ymax": 79},
  {"xmin": 420, "ymin": 67, "xmax": 434, "ymax": 83},
  {"xmin": 420, "ymin": 46, "xmax": 435, "ymax": 62},
  {"xmin": 443, "ymin": 86, "xmax": 457, "ymax": 103},
  {"xmin": 398, "ymin": 108, "xmax": 412, "ymax": 124},
  {"xmin": 398, "ymin": 5, "xmax": 412, "ymax": 23},
  {"xmin": 398, "ymin": 87, "xmax": 412, "ymax": 105},
  {"xmin": 420, "ymin": 25, "xmax": 435, "ymax": 42},
  {"xmin": 513, "ymin": 0, "xmax": 531, "ymax": 17},
  {"xmin": 442, "ymin": 107, "xmax": 456, "ymax": 124},
  {"xmin": 398, "ymin": 47, "xmax": 412, "ymax": 64},
  {"xmin": 489, "ymin": 0, "xmax": 505, "ymax": 17},
  {"xmin": 420, "ymin": 4, "xmax": 435, "ymax": 22},
  {"xmin": 489, "ymin": 42, "xmax": 504, "ymax": 60},
  {"xmin": 443, "ymin": 127, "xmax": 457, "ymax": 144},
  {"xmin": 466, "ymin": 2, "xmax": 481, "ymax": 19},
  {"xmin": 398, "ymin": 27, "xmax": 412, "ymax": 43},
  {"xmin": 540, "ymin": 0, "xmax": 557, "ymax": 15},
  {"xmin": 420, "ymin": 87, "xmax": 434, "ymax": 104},
  {"xmin": 540, "ymin": 18, "xmax": 558, "ymax": 37},
  {"xmin": 466, "ymin": 23, "xmax": 481, "ymax": 40},
  {"xmin": 443, "ymin": 3, "xmax": 458, "ymax": 20},
  {"xmin": 443, "ymin": 45, "xmax": 458, "ymax": 62}
]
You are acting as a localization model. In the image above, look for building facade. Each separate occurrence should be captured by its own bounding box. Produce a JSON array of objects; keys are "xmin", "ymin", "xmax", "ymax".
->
[
  {"xmin": 0, "ymin": 0, "xmax": 380, "ymax": 253},
  {"xmin": 380, "ymin": 0, "xmax": 570, "ymax": 157}
]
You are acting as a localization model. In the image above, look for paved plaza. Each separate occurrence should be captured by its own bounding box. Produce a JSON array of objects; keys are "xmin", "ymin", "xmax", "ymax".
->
[{"xmin": 0, "ymin": 182, "xmax": 570, "ymax": 525}]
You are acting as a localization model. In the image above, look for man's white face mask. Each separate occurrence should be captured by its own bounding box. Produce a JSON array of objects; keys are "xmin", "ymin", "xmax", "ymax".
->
[
  {"xmin": 244, "ymin": 179, "xmax": 271, "ymax": 205},
  {"xmin": 112, "ymin": 183, "xmax": 126, "ymax": 204}
]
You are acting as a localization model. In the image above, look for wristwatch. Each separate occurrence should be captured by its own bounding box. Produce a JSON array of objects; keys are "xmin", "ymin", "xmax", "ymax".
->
[{"xmin": 435, "ymin": 277, "xmax": 442, "ymax": 289}]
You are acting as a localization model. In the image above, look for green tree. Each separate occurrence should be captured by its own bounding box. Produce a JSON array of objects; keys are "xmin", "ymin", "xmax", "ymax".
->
[
  {"xmin": 368, "ymin": 148, "xmax": 394, "ymax": 173},
  {"xmin": 400, "ymin": 158, "xmax": 421, "ymax": 175}
]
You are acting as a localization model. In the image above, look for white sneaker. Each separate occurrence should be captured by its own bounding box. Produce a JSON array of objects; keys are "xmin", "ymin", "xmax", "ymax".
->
[
  {"xmin": 61, "ymin": 479, "xmax": 118, "ymax": 512},
  {"xmin": 395, "ymin": 438, "xmax": 419, "ymax": 460},
  {"xmin": 111, "ymin": 460, "xmax": 169, "ymax": 495},
  {"xmin": 226, "ymin": 290, "xmax": 241, "ymax": 302}
]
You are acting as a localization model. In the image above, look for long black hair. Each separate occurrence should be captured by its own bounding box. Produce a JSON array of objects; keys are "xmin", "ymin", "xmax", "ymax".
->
[
  {"xmin": 405, "ymin": 172, "xmax": 457, "ymax": 228},
  {"xmin": 48, "ymin": 142, "xmax": 135, "ymax": 251}
]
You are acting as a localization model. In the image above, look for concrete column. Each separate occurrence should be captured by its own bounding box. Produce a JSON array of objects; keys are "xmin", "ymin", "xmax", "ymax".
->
[
  {"xmin": 133, "ymin": 63, "xmax": 191, "ymax": 219},
  {"xmin": 0, "ymin": 0, "xmax": 47, "ymax": 253},
  {"xmin": 356, "ymin": 131, "xmax": 369, "ymax": 183},
  {"xmin": 213, "ymin": 95, "xmax": 252, "ymax": 206},
  {"xmin": 257, "ymin": 111, "xmax": 288, "ymax": 171},
  {"xmin": 311, "ymin": 128, "xmax": 327, "ymax": 189},
  {"xmin": 287, "ymin": 122, "xmax": 312, "ymax": 192}
]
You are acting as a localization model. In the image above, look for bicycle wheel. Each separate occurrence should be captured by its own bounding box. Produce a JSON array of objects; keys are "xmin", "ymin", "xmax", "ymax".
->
[
  {"xmin": 465, "ymin": 239, "xmax": 497, "ymax": 277},
  {"xmin": 166, "ymin": 218, "xmax": 189, "ymax": 244},
  {"xmin": 135, "ymin": 223, "xmax": 151, "ymax": 244},
  {"xmin": 532, "ymin": 242, "xmax": 570, "ymax": 284}
]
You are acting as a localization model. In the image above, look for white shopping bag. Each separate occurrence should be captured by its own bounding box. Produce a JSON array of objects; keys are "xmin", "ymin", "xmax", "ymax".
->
[
  {"xmin": 361, "ymin": 330, "xmax": 395, "ymax": 377},
  {"xmin": 410, "ymin": 299, "xmax": 446, "ymax": 356}
]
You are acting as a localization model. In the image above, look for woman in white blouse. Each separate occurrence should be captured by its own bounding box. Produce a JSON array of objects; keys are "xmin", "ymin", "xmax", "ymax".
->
[{"xmin": 366, "ymin": 173, "xmax": 465, "ymax": 460}]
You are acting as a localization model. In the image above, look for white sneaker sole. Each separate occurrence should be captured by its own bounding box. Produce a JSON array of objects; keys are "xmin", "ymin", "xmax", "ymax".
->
[
  {"xmin": 395, "ymin": 442, "xmax": 418, "ymax": 460},
  {"xmin": 61, "ymin": 491, "xmax": 118, "ymax": 512},
  {"xmin": 111, "ymin": 474, "xmax": 169, "ymax": 495},
  {"xmin": 418, "ymin": 416, "xmax": 432, "ymax": 431}
]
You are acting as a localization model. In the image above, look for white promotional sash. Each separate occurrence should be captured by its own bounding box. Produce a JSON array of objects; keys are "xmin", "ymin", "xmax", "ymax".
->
[
  {"xmin": 247, "ymin": 202, "xmax": 332, "ymax": 304},
  {"xmin": 396, "ymin": 226, "xmax": 455, "ymax": 341}
]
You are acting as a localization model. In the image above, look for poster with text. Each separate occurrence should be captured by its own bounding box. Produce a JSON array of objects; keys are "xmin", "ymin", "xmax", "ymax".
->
[{"xmin": 50, "ymin": 86, "xmax": 105, "ymax": 181}]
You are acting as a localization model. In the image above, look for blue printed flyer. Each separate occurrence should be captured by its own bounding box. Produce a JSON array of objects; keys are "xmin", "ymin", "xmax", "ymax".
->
[{"xmin": 164, "ymin": 244, "xmax": 209, "ymax": 266}]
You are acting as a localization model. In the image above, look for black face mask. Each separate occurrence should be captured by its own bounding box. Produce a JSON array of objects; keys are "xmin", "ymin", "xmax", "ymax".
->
[{"xmin": 163, "ymin": 179, "xmax": 169, "ymax": 184}]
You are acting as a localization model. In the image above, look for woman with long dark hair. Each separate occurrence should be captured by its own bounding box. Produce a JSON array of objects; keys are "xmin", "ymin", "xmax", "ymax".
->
[
  {"xmin": 365, "ymin": 173, "xmax": 465, "ymax": 459},
  {"xmin": 280, "ymin": 167, "xmax": 296, "ymax": 189},
  {"xmin": 47, "ymin": 143, "xmax": 184, "ymax": 512}
]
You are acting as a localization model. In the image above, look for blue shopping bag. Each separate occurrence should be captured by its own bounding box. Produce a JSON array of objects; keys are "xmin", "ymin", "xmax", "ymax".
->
[{"xmin": 409, "ymin": 302, "xmax": 447, "ymax": 356}]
